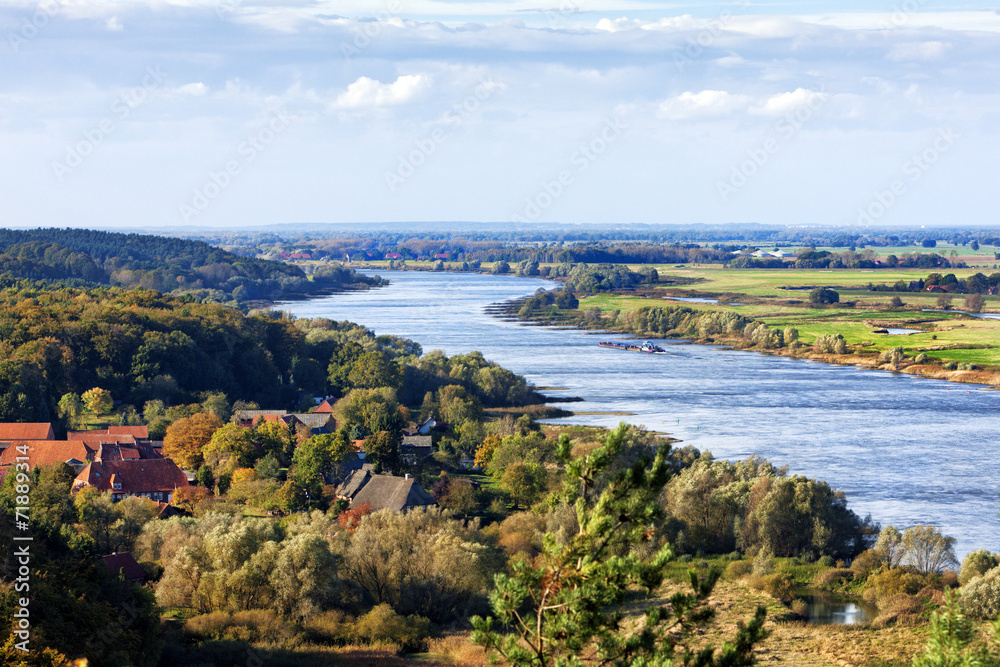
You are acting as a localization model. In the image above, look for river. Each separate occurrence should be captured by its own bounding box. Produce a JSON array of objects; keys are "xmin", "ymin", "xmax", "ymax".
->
[{"xmin": 279, "ymin": 270, "xmax": 1000, "ymax": 558}]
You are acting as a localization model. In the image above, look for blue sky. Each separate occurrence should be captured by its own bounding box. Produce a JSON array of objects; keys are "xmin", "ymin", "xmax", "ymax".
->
[{"xmin": 1, "ymin": 1, "xmax": 998, "ymax": 229}]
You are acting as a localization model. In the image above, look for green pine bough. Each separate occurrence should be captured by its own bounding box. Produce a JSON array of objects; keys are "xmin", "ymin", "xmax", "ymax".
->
[{"xmin": 471, "ymin": 423, "xmax": 769, "ymax": 666}]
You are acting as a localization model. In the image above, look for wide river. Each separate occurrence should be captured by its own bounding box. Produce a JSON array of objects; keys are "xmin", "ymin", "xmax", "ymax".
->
[{"xmin": 280, "ymin": 270, "xmax": 999, "ymax": 558}]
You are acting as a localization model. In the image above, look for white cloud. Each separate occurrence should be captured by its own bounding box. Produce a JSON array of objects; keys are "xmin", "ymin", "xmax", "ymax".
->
[
  {"xmin": 887, "ymin": 41, "xmax": 951, "ymax": 62},
  {"xmin": 657, "ymin": 90, "xmax": 751, "ymax": 120},
  {"xmin": 332, "ymin": 74, "xmax": 431, "ymax": 110},
  {"xmin": 750, "ymin": 88, "xmax": 826, "ymax": 116},
  {"xmin": 176, "ymin": 82, "xmax": 208, "ymax": 96},
  {"xmin": 105, "ymin": 16, "xmax": 123, "ymax": 31}
]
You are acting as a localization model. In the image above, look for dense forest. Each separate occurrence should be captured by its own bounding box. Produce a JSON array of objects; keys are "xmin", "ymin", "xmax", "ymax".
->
[
  {"xmin": 0, "ymin": 229, "xmax": 382, "ymax": 305},
  {"xmin": 0, "ymin": 284, "xmax": 540, "ymax": 424}
]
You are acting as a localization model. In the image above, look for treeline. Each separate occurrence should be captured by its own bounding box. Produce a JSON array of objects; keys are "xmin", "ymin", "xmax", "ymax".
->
[
  {"xmin": 0, "ymin": 285, "xmax": 538, "ymax": 423},
  {"xmin": 868, "ymin": 271, "xmax": 1000, "ymax": 294},
  {"xmin": 188, "ymin": 223, "xmax": 1000, "ymax": 255},
  {"xmin": 731, "ymin": 250, "xmax": 964, "ymax": 270},
  {"xmin": 0, "ymin": 229, "xmax": 382, "ymax": 304}
]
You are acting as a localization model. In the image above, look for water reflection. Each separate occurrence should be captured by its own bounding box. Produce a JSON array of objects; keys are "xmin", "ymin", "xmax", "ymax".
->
[{"xmin": 799, "ymin": 591, "xmax": 875, "ymax": 625}]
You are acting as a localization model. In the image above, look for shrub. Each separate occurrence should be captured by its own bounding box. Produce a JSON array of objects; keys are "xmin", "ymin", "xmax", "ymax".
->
[
  {"xmin": 961, "ymin": 566, "xmax": 1000, "ymax": 619},
  {"xmin": 817, "ymin": 555, "xmax": 835, "ymax": 567},
  {"xmin": 863, "ymin": 568, "xmax": 926, "ymax": 606},
  {"xmin": 851, "ymin": 548, "xmax": 885, "ymax": 580},
  {"xmin": 185, "ymin": 609, "xmax": 297, "ymax": 645},
  {"xmin": 725, "ymin": 560, "xmax": 752, "ymax": 580},
  {"xmin": 790, "ymin": 599, "xmax": 808, "ymax": 617},
  {"xmin": 302, "ymin": 610, "xmax": 353, "ymax": 644},
  {"xmin": 353, "ymin": 604, "xmax": 432, "ymax": 652},
  {"xmin": 874, "ymin": 593, "xmax": 924, "ymax": 627},
  {"xmin": 749, "ymin": 572, "xmax": 796, "ymax": 602},
  {"xmin": 943, "ymin": 362, "xmax": 958, "ymax": 371},
  {"xmin": 914, "ymin": 353, "xmax": 928, "ymax": 364},
  {"xmin": 813, "ymin": 568, "xmax": 854, "ymax": 587}
]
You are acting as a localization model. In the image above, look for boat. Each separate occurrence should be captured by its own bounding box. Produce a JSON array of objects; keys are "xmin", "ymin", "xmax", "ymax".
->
[{"xmin": 598, "ymin": 340, "xmax": 666, "ymax": 354}]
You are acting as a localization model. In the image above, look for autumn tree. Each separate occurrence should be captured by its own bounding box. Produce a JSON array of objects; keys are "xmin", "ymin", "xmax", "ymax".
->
[
  {"xmin": 501, "ymin": 462, "xmax": 548, "ymax": 509},
  {"xmin": 471, "ymin": 423, "xmax": 768, "ymax": 667},
  {"xmin": 474, "ymin": 433, "xmax": 502, "ymax": 469},
  {"xmin": 163, "ymin": 412, "xmax": 223, "ymax": 470},
  {"xmin": 81, "ymin": 386, "xmax": 113, "ymax": 415}
]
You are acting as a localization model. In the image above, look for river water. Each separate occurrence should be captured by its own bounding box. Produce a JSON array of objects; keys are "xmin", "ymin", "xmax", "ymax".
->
[{"xmin": 279, "ymin": 271, "xmax": 1000, "ymax": 558}]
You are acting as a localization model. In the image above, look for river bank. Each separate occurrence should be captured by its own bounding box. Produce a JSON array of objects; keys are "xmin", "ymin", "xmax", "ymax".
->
[{"xmin": 490, "ymin": 289, "xmax": 1000, "ymax": 389}]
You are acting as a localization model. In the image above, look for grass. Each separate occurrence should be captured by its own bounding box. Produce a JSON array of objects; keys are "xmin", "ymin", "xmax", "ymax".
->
[{"xmin": 569, "ymin": 266, "xmax": 1000, "ymax": 373}]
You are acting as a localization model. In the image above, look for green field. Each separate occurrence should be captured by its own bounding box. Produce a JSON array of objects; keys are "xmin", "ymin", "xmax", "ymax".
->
[{"xmin": 577, "ymin": 266, "xmax": 1000, "ymax": 374}]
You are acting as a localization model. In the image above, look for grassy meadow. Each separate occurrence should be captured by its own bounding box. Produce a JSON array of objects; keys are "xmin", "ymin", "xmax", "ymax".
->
[{"xmin": 574, "ymin": 265, "xmax": 1000, "ymax": 375}]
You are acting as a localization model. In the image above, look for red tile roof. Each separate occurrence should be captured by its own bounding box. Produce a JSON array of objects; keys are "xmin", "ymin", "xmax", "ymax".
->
[
  {"xmin": 314, "ymin": 400, "xmax": 335, "ymax": 413},
  {"xmin": 108, "ymin": 426, "xmax": 150, "ymax": 439},
  {"xmin": 0, "ymin": 423, "xmax": 55, "ymax": 441},
  {"xmin": 0, "ymin": 440, "xmax": 95, "ymax": 468},
  {"xmin": 74, "ymin": 458, "xmax": 189, "ymax": 496}
]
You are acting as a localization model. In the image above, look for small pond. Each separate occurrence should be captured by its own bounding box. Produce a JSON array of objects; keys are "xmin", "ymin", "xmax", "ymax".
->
[
  {"xmin": 798, "ymin": 591, "xmax": 876, "ymax": 625},
  {"xmin": 884, "ymin": 328, "xmax": 921, "ymax": 335}
]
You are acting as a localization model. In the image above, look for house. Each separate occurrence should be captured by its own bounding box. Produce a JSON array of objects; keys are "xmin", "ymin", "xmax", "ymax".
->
[
  {"xmin": 101, "ymin": 553, "xmax": 146, "ymax": 582},
  {"xmin": 235, "ymin": 410, "xmax": 336, "ymax": 435},
  {"xmin": 335, "ymin": 469, "xmax": 436, "ymax": 512},
  {"xmin": 925, "ymin": 285, "xmax": 948, "ymax": 293},
  {"xmin": 0, "ymin": 440, "xmax": 97, "ymax": 472},
  {"xmin": 400, "ymin": 435, "xmax": 433, "ymax": 465},
  {"xmin": 73, "ymin": 458, "xmax": 189, "ymax": 502},
  {"xmin": 314, "ymin": 399, "xmax": 336, "ymax": 414},
  {"xmin": 0, "ymin": 423, "xmax": 56, "ymax": 445},
  {"xmin": 416, "ymin": 416, "xmax": 443, "ymax": 435},
  {"xmin": 233, "ymin": 409, "xmax": 288, "ymax": 427},
  {"xmin": 69, "ymin": 426, "xmax": 149, "ymax": 441},
  {"xmin": 385, "ymin": 253, "xmax": 403, "ymax": 260}
]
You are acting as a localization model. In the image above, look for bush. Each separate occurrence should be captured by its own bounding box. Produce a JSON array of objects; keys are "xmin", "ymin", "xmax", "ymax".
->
[
  {"xmin": 185, "ymin": 610, "xmax": 297, "ymax": 645},
  {"xmin": 725, "ymin": 560, "xmax": 752, "ymax": 580},
  {"xmin": 874, "ymin": 593, "xmax": 924, "ymax": 627},
  {"xmin": 749, "ymin": 572, "xmax": 796, "ymax": 602},
  {"xmin": 302, "ymin": 610, "xmax": 353, "ymax": 644},
  {"xmin": 817, "ymin": 555, "xmax": 835, "ymax": 567},
  {"xmin": 914, "ymin": 353, "xmax": 928, "ymax": 364},
  {"xmin": 813, "ymin": 568, "xmax": 854, "ymax": 587},
  {"xmin": 863, "ymin": 568, "xmax": 926, "ymax": 606},
  {"xmin": 353, "ymin": 604, "xmax": 432, "ymax": 652},
  {"xmin": 961, "ymin": 566, "xmax": 1000, "ymax": 619},
  {"xmin": 810, "ymin": 287, "xmax": 840, "ymax": 304},
  {"xmin": 851, "ymin": 549, "xmax": 886, "ymax": 580}
]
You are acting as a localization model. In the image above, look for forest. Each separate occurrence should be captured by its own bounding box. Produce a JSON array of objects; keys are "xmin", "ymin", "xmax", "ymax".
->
[{"xmin": 0, "ymin": 229, "xmax": 382, "ymax": 305}]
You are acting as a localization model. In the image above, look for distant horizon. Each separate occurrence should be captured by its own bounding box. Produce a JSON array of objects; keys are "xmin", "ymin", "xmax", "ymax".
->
[{"xmin": 2, "ymin": 1, "xmax": 997, "ymax": 228}]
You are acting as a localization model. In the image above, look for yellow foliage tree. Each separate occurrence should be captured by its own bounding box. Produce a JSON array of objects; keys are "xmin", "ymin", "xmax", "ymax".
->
[
  {"xmin": 163, "ymin": 412, "xmax": 223, "ymax": 470},
  {"xmin": 474, "ymin": 433, "xmax": 502, "ymax": 469}
]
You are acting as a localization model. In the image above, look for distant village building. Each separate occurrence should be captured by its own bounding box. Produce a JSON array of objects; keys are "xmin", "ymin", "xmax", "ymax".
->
[
  {"xmin": 101, "ymin": 553, "xmax": 146, "ymax": 583},
  {"xmin": 335, "ymin": 469, "xmax": 435, "ymax": 512},
  {"xmin": 0, "ymin": 423, "xmax": 56, "ymax": 448},
  {"xmin": 73, "ymin": 457, "xmax": 189, "ymax": 502}
]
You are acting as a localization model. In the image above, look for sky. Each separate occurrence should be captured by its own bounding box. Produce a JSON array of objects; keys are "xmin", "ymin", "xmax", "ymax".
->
[{"xmin": 1, "ymin": 0, "xmax": 999, "ymax": 229}]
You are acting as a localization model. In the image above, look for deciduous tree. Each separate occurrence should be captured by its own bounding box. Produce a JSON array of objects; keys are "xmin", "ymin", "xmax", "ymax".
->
[{"xmin": 164, "ymin": 412, "xmax": 223, "ymax": 470}]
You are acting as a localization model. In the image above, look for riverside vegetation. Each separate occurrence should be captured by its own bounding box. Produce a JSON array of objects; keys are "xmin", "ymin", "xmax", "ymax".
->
[
  {"xmin": 498, "ymin": 261, "xmax": 1000, "ymax": 387},
  {"xmin": 2, "ymin": 238, "xmax": 1000, "ymax": 665}
]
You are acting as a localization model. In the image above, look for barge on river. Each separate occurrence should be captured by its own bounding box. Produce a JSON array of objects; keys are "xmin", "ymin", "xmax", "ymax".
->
[{"xmin": 598, "ymin": 340, "xmax": 666, "ymax": 354}]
